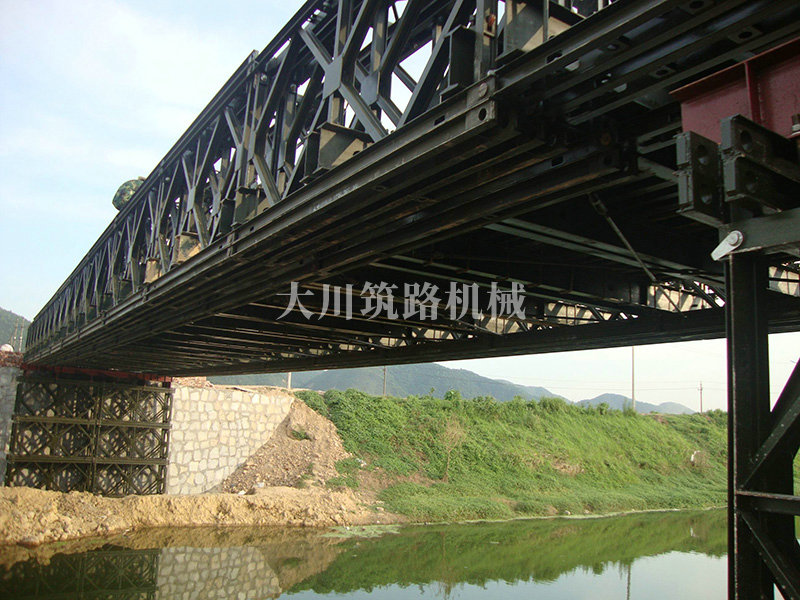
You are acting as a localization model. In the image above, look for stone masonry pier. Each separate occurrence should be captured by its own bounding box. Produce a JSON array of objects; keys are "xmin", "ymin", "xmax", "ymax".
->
[
  {"xmin": 167, "ymin": 384, "xmax": 294, "ymax": 494},
  {"xmin": 0, "ymin": 352, "xmax": 22, "ymax": 485}
]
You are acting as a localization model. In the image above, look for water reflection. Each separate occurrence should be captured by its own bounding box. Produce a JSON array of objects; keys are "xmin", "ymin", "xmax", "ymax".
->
[
  {"xmin": 0, "ymin": 510, "xmax": 727, "ymax": 599},
  {"xmin": 289, "ymin": 510, "xmax": 726, "ymax": 599},
  {"xmin": 2, "ymin": 548, "xmax": 160, "ymax": 599}
]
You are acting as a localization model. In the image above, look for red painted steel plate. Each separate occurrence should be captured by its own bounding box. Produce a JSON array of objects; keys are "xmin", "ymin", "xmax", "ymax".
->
[{"xmin": 672, "ymin": 37, "xmax": 800, "ymax": 142}]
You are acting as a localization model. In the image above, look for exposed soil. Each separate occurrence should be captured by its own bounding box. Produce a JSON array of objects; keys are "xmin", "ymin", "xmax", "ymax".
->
[
  {"xmin": 171, "ymin": 376, "xmax": 213, "ymax": 388},
  {"xmin": 0, "ymin": 481, "xmax": 398, "ymax": 549},
  {"xmin": 219, "ymin": 398, "xmax": 351, "ymax": 491},
  {"xmin": 0, "ymin": 396, "xmax": 401, "ymax": 549}
]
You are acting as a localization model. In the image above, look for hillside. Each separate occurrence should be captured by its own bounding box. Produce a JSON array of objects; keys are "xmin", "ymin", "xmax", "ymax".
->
[
  {"xmin": 0, "ymin": 307, "xmax": 29, "ymax": 352},
  {"xmin": 296, "ymin": 389, "xmax": 728, "ymax": 522},
  {"xmin": 211, "ymin": 362, "xmax": 560, "ymax": 402},
  {"xmin": 578, "ymin": 392, "xmax": 694, "ymax": 415}
]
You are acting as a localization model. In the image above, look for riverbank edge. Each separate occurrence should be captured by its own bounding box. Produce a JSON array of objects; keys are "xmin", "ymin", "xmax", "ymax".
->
[
  {"xmin": 386, "ymin": 503, "xmax": 727, "ymax": 529},
  {"xmin": 0, "ymin": 484, "xmax": 398, "ymax": 549},
  {"xmin": 0, "ymin": 484, "xmax": 725, "ymax": 551}
]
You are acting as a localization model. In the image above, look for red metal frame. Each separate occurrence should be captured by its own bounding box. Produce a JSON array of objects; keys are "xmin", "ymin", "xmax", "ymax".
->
[
  {"xmin": 673, "ymin": 37, "xmax": 800, "ymax": 142},
  {"xmin": 20, "ymin": 362, "xmax": 172, "ymax": 384},
  {"xmin": 0, "ymin": 351, "xmax": 23, "ymax": 368}
]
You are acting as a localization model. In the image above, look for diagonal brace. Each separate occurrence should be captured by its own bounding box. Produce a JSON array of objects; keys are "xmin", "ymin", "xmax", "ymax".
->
[{"xmin": 744, "ymin": 358, "xmax": 800, "ymax": 488}]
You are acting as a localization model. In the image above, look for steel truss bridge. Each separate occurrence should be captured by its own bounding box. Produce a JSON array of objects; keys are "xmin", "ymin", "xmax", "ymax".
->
[{"xmin": 17, "ymin": 0, "xmax": 800, "ymax": 597}]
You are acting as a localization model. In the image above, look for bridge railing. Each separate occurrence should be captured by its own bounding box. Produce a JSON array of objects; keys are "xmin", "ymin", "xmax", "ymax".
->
[{"xmin": 28, "ymin": 0, "xmax": 614, "ymax": 353}]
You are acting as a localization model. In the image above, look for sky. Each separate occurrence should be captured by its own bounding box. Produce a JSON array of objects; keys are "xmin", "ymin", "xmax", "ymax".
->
[{"xmin": 0, "ymin": 0, "xmax": 797, "ymax": 412}]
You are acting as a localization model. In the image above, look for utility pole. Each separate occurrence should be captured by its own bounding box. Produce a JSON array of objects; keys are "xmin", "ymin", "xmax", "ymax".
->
[
  {"xmin": 287, "ymin": 372, "xmax": 292, "ymax": 390},
  {"xmin": 631, "ymin": 346, "xmax": 636, "ymax": 412},
  {"xmin": 698, "ymin": 382, "xmax": 703, "ymax": 413},
  {"xmin": 626, "ymin": 562, "xmax": 631, "ymax": 600},
  {"xmin": 383, "ymin": 365, "xmax": 387, "ymax": 397}
]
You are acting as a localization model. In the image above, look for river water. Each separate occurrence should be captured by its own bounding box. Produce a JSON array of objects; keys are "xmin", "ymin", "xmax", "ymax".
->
[{"xmin": 1, "ymin": 509, "xmax": 727, "ymax": 599}]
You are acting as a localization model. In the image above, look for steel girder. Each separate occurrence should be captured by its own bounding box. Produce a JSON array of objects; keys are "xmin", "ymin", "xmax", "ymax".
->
[{"xmin": 24, "ymin": 0, "xmax": 800, "ymax": 376}]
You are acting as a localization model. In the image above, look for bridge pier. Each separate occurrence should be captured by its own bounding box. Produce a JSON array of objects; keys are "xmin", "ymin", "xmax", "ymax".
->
[
  {"xmin": 726, "ymin": 253, "xmax": 800, "ymax": 599},
  {"xmin": 3, "ymin": 365, "xmax": 173, "ymax": 496},
  {"xmin": 1, "ymin": 361, "xmax": 297, "ymax": 496},
  {"xmin": 672, "ymin": 39, "xmax": 800, "ymax": 596},
  {"xmin": 0, "ymin": 351, "xmax": 22, "ymax": 485}
]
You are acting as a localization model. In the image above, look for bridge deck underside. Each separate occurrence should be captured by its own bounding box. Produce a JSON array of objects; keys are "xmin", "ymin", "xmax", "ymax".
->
[
  {"xmin": 63, "ymin": 173, "xmax": 798, "ymax": 376},
  {"xmin": 24, "ymin": 0, "xmax": 800, "ymax": 376}
]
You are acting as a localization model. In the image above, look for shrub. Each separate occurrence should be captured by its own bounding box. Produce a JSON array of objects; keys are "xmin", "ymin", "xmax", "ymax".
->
[{"xmin": 540, "ymin": 396, "xmax": 570, "ymax": 413}]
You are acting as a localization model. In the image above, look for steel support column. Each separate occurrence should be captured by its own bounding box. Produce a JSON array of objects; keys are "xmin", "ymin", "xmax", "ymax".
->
[
  {"xmin": 727, "ymin": 252, "xmax": 773, "ymax": 598},
  {"xmin": 727, "ymin": 253, "xmax": 800, "ymax": 600}
]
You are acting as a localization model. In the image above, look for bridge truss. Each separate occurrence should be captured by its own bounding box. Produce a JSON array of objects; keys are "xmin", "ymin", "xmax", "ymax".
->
[
  {"xmin": 24, "ymin": 0, "xmax": 800, "ymax": 374},
  {"xmin": 18, "ymin": 1, "xmax": 800, "ymax": 597}
]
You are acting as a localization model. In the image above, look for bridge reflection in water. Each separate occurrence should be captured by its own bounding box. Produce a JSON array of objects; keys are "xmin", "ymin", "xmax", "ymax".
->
[{"xmin": 1, "ymin": 510, "xmax": 727, "ymax": 599}]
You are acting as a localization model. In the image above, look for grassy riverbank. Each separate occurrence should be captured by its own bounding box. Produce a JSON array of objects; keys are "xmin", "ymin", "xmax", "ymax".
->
[{"xmin": 297, "ymin": 389, "xmax": 728, "ymax": 522}]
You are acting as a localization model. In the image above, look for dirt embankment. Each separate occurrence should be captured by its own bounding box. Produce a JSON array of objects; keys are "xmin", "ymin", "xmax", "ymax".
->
[
  {"xmin": 0, "ymin": 485, "xmax": 396, "ymax": 548},
  {"xmin": 0, "ymin": 396, "xmax": 400, "ymax": 548},
  {"xmin": 219, "ymin": 398, "xmax": 351, "ymax": 491}
]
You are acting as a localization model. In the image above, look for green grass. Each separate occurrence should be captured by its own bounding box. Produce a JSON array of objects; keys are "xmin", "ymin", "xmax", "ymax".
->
[
  {"xmin": 296, "ymin": 389, "xmax": 728, "ymax": 522},
  {"xmin": 326, "ymin": 457, "xmax": 362, "ymax": 489},
  {"xmin": 289, "ymin": 426, "xmax": 312, "ymax": 441}
]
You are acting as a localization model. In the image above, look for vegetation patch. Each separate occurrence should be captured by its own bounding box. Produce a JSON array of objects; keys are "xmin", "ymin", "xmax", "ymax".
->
[
  {"xmin": 326, "ymin": 458, "xmax": 362, "ymax": 489},
  {"xmin": 296, "ymin": 389, "xmax": 728, "ymax": 522},
  {"xmin": 289, "ymin": 427, "xmax": 312, "ymax": 441}
]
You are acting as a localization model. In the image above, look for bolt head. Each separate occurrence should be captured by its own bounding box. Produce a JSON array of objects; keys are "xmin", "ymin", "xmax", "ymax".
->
[
  {"xmin": 477, "ymin": 82, "xmax": 488, "ymax": 98},
  {"xmin": 727, "ymin": 230, "xmax": 744, "ymax": 247}
]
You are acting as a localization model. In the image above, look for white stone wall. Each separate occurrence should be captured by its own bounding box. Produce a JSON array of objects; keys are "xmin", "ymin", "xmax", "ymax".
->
[
  {"xmin": 156, "ymin": 546, "xmax": 281, "ymax": 599},
  {"xmin": 166, "ymin": 386, "xmax": 294, "ymax": 494},
  {"xmin": 0, "ymin": 365, "xmax": 19, "ymax": 485}
]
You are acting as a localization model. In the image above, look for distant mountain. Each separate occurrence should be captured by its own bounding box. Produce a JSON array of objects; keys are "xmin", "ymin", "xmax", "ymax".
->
[
  {"xmin": 211, "ymin": 362, "xmax": 561, "ymax": 402},
  {"xmin": 577, "ymin": 393, "xmax": 694, "ymax": 415},
  {"xmin": 0, "ymin": 307, "xmax": 29, "ymax": 352}
]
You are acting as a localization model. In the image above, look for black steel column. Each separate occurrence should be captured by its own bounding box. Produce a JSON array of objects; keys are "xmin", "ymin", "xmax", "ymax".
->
[
  {"xmin": 726, "ymin": 252, "xmax": 773, "ymax": 599},
  {"xmin": 727, "ymin": 250, "xmax": 800, "ymax": 599}
]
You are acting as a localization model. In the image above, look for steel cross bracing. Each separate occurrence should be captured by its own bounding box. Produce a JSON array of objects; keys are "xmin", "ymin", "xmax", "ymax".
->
[
  {"xmin": 5, "ymin": 375, "xmax": 172, "ymax": 496},
  {"xmin": 25, "ymin": 0, "xmax": 800, "ymax": 375}
]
